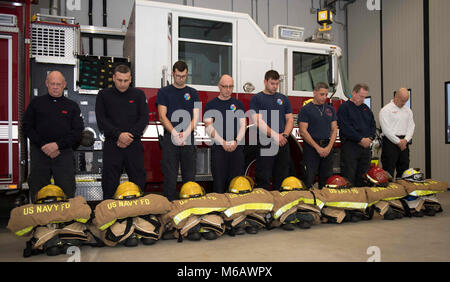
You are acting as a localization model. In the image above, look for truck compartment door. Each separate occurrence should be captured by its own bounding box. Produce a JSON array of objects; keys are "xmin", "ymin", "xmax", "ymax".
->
[{"xmin": 0, "ymin": 35, "xmax": 13, "ymax": 182}]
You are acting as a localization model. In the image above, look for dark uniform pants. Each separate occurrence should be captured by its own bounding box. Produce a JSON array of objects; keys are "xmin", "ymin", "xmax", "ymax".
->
[
  {"xmin": 161, "ymin": 132, "xmax": 197, "ymax": 201},
  {"xmin": 381, "ymin": 136, "xmax": 410, "ymax": 179},
  {"xmin": 28, "ymin": 144, "xmax": 76, "ymax": 202},
  {"xmin": 255, "ymin": 143, "xmax": 290, "ymax": 190},
  {"xmin": 340, "ymin": 140, "xmax": 371, "ymax": 187},
  {"xmin": 211, "ymin": 144, "xmax": 244, "ymax": 193},
  {"xmin": 102, "ymin": 140, "xmax": 146, "ymax": 199},
  {"xmin": 303, "ymin": 142, "xmax": 333, "ymax": 189}
]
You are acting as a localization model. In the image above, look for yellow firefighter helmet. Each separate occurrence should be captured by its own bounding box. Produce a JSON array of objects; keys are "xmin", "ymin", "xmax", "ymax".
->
[
  {"xmin": 114, "ymin": 181, "xmax": 142, "ymax": 200},
  {"xmin": 281, "ymin": 176, "xmax": 306, "ymax": 191},
  {"xmin": 179, "ymin": 181, "xmax": 205, "ymax": 199},
  {"xmin": 35, "ymin": 184, "xmax": 66, "ymax": 204},
  {"xmin": 229, "ymin": 176, "xmax": 253, "ymax": 194}
]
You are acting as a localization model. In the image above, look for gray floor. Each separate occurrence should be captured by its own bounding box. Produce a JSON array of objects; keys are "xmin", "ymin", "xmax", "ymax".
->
[{"xmin": 0, "ymin": 191, "xmax": 449, "ymax": 262}]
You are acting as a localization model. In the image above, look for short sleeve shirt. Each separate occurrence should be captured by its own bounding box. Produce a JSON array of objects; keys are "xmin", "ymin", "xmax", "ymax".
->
[
  {"xmin": 249, "ymin": 92, "xmax": 292, "ymax": 134},
  {"xmin": 297, "ymin": 102, "xmax": 337, "ymax": 140},
  {"xmin": 204, "ymin": 97, "xmax": 245, "ymax": 141},
  {"xmin": 155, "ymin": 84, "xmax": 200, "ymax": 131}
]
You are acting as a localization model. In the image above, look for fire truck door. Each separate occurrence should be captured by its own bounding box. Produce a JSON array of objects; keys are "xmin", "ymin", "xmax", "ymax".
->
[{"xmin": 0, "ymin": 34, "xmax": 13, "ymax": 182}]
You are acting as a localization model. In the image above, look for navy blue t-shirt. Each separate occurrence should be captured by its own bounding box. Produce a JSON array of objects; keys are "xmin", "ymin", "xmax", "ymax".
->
[
  {"xmin": 298, "ymin": 102, "xmax": 337, "ymax": 140},
  {"xmin": 155, "ymin": 84, "xmax": 200, "ymax": 131},
  {"xmin": 204, "ymin": 97, "xmax": 245, "ymax": 141},
  {"xmin": 249, "ymin": 92, "xmax": 292, "ymax": 134}
]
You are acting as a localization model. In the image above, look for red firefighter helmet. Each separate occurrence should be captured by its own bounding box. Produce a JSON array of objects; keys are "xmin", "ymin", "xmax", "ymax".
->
[
  {"xmin": 325, "ymin": 175, "xmax": 350, "ymax": 189},
  {"xmin": 364, "ymin": 167, "xmax": 390, "ymax": 187}
]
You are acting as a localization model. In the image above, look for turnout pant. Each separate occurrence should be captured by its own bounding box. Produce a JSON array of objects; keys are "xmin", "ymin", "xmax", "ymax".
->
[
  {"xmin": 28, "ymin": 144, "xmax": 76, "ymax": 202},
  {"xmin": 381, "ymin": 136, "xmax": 410, "ymax": 179},
  {"xmin": 340, "ymin": 140, "xmax": 371, "ymax": 187},
  {"xmin": 161, "ymin": 132, "xmax": 197, "ymax": 201},
  {"xmin": 102, "ymin": 140, "xmax": 146, "ymax": 199},
  {"xmin": 255, "ymin": 143, "xmax": 291, "ymax": 190},
  {"xmin": 303, "ymin": 142, "xmax": 333, "ymax": 189},
  {"xmin": 211, "ymin": 144, "xmax": 244, "ymax": 193}
]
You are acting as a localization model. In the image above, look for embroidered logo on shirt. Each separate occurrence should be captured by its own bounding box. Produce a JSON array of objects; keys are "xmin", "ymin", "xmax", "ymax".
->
[
  {"xmin": 184, "ymin": 93, "xmax": 191, "ymax": 101},
  {"xmin": 61, "ymin": 110, "xmax": 68, "ymax": 114},
  {"xmin": 325, "ymin": 108, "xmax": 333, "ymax": 117},
  {"xmin": 129, "ymin": 100, "xmax": 135, "ymax": 103},
  {"xmin": 277, "ymin": 98, "xmax": 283, "ymax": 105},
  {"xmin": 230, "ymin": 104, "xmax": 237, "ymax": 111}
]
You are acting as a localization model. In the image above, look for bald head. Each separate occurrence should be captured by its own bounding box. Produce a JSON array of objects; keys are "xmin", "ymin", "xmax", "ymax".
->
[
  {"xmin": 393, "ymin": 88, "xmax": 409, "ymax": 108},
  {"xmin": 218, "ymin": 74, "xmax": 234, "ymax": 100},
  {"xmin": 46, "ymin": 71, "xmax": 66, "ymax": 98}
]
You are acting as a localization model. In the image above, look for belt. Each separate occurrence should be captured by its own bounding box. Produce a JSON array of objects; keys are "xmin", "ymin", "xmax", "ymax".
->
[{"xmin": 313, "ymin": 139, "xmax": 330, "ymax": 147}]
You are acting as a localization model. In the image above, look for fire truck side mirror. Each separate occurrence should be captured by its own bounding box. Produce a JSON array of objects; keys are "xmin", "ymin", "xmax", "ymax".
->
[
  {"xmin": 328, "ymin": 53, "xmax": 338, "ymax": 88},
  {"xmin": 243, "ymin": 82, "xmax": 255, "ymax": 93}
]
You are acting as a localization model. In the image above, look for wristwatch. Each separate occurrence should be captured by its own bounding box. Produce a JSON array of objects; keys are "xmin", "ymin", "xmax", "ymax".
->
[{"xmin": 282, "ymin": 133, "xmax": 289, "ymax": 138}]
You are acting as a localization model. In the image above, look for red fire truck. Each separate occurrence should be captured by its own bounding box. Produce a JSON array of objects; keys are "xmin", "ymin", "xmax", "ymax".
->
[{"xmin": 0, "ymin": 0, "xmax": 350, "ymax": 202}]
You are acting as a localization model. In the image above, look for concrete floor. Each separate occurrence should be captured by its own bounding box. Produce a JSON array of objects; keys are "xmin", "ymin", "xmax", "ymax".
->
[{"xmin": 0, "ymin": 191, "xmax": 449, "ymax": 262}]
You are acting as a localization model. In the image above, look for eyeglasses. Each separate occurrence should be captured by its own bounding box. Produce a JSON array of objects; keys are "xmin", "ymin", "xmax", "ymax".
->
[
  {"xmin": 48, "ymin": 82, "xmax": 64, "ymax": 87},
  {"xmin": 219, "ymin": 84, "xmax": 234, "ymax": 89}
]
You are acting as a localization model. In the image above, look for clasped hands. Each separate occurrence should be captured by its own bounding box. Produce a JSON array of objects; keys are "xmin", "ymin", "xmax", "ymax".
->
[
  {"xmin": 41, "ymin": 142, "xmax": 60, "ymax": 159},
  {"xmin": 117, "ymin": 132, "xmax": 134, "ymax": 148}
]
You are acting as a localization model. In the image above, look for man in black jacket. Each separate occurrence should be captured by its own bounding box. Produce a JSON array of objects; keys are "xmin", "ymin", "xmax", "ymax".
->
[
  {"xmin": 95, "ymin": 65, "xmax": 149, "ymax": 199},
  {"xmin": 337, "ymin": 83, "xmax": 376, "ymax": 187},
  {"xmin": 22, "ymin": 71, "xmax": 84, "ymax": 202}
]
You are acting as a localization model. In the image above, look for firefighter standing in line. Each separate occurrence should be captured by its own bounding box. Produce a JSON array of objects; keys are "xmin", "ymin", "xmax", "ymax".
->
[
  {"xmin": 249, "ymin": 70, "xmax": 294, "ymax": 190},
  {"xmin": 379, "ymin": 87, "xmax": 415, "ymax": 179},
  {"xmin": 298, "ymin": 82, "xmax": 338, "ymax": 189},
  {"xmin": 204, "ymin": 74, "xmax": 247, "ymax": 193},
  {"xmin": 22, "ymin": 71, "xmax": 84, "ymax": 201},
  {"xmin": 156, "ymin": 61, "xmax": 200, "ymax": 201},
  {"xmin": 95, "ymin": 64, "xmax": 149, "ymax": 199},
  {"xmin": 337, "ymin": 83, "xmax": 376, "ymax": 187}
]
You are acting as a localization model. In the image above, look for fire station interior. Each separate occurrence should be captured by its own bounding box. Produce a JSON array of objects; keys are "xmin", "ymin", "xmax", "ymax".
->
[{"xmin": 0, "ymin": 0, "xmax": 449, "ymax": 263}]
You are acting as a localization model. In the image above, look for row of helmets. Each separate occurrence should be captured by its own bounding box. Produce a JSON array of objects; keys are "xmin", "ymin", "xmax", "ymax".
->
[{"xmin": 34, "ymin": 167, "xmax": 425, "ymax": 203}]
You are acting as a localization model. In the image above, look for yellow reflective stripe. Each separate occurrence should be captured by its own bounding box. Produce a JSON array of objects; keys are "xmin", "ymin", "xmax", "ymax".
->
[
  {"xmin": 302, "ymin": 197, "xmax": 324, "ymax": 209},
  {"xmin": 409, "ymin": 190, "xmax": 443, "ymax": 197},
  {"xmin": 274, "ymin": 197, "xmax": 323, "ymax": 219},
  {"xmin": 99, "ymin": 219, "xmax": 117, "ymax": 231},
  {"xmin": 75, "ymin": 218, "xmax": 88, "ymax": 224},
  {"xmin": 325, "ymin": 201, "xmax": 368, "ymax": 209},
  {"xmin": 15, "ymin": 226, "xmax": 34, "ymax": 237},
  {"xmin": 14, "ymin": 218, "xmax": 90, "ymax": 236},
  {"xmin": 274, "ymin": 200, "xmax": 301, "ymax": 219},
  {"xmin": 173, "ymin": 207, "xmax": 227, "ymax": 225},
  {"xmin": 368, "ymin": 196, "xmax": 405, "ymax": 207},
  {"xmin": 273, "ymin": 197, "xmax": 324, "ymax": 219},
  {"xmin": 224, "ymin": 203, "xmax": 273, "ymax": 218},
  {"xmin": 382, "ymin": 196, "xmax": 405, "ymax": 201},
  {"xmin": 367, "ymin": 201, "xmax": 379, "ymax": 207}
]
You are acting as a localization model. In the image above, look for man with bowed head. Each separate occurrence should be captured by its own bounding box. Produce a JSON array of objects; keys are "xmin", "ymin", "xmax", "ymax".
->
[
  {"xmin": 379, "ymin": 87, "xmax": 415, "ymax": 179},
  {"xmin": 22, "ymin": 70, "xmax": 84, "ymax": 201},
  {"xmin": 156, "ymin": 61, "xmax": 200, "ymax": 201},
  {"xmin": 298, "ymin": 82, "xmax": 338, "ymax": 189},
  {"xmin": 337, "ymin": 83, "xmax": 376, "ymax": 187},
  {"xmin": 204, "ymin": 74, "xmax": 246, "ymax": 193},
  {"xmin": 249, "ymin": 70, "xmax": 294, "ymax": 190},
  {"xmin": 95, "ymin": 64, "xmax": 149, "ymax": 199}
]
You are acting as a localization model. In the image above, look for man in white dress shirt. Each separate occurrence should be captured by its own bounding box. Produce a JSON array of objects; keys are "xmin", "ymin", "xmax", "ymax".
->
[{"xmin": 379, "ymin": 88, "xmax": 415, "ymax": 179}]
